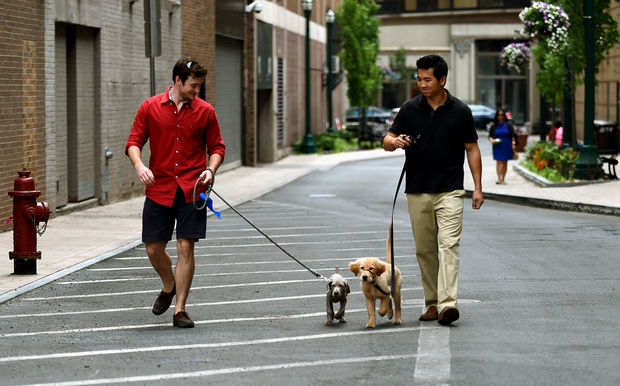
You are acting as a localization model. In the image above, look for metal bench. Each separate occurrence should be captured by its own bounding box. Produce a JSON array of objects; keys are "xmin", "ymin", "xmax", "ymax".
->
[{"xmin": 594, "ymin": 120, "xmax": 619, "ymax": 180}]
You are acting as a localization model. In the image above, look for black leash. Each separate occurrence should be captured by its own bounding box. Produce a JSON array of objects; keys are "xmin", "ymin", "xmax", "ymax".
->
[
  {"xmin": 193, "ymin": 177, "xmax": 329, "ymax": 282},
  {"xmin": 388, "ymin": 134, "xmax": 421, "ymax": 295}
]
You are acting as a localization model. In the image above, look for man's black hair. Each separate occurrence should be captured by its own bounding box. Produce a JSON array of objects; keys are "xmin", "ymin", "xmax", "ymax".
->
[
  {"xmin": 416, "ymin": 55, "xmax": 448, "ymax": 81},
  {"xmin": 172, "ymin": 58, "xmax": 207, "ymax": 83}
]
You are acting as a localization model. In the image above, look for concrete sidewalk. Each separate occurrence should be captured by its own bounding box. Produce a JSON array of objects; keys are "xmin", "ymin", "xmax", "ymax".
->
[{"xmin": 1, "ymin": 147, "xmax": 618, "ymax": 302}]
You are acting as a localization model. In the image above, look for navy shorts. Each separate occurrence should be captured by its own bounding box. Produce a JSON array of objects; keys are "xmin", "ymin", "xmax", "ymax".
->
[{"xmin": 142, "ymin": 186, "xmax": 206, "ymax": 242}]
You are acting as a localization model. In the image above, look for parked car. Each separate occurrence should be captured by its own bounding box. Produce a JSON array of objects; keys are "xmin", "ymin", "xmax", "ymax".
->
[
  {"xmin": 386, "ymin": 107, "xmax": 400, "ymax": 129},
  {"xmin": 468, "ymin": 104, "xmax": 512, "ymax": 131},
  {"xmin": 468, "ymin": 104, "xmax": 496, "ymax": 131},
  {"xmin": 345, "ymin": 106, "xmax": 391, "ymax": 125},
  {"xmin": 345, "ymin": 106, "xmax": 391, "ymax": 142}
]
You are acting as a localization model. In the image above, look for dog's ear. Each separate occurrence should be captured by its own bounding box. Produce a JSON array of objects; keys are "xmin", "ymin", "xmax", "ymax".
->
[
  {"xmin": 327, "ymin": 281, "xmax": 333, "ymax": 291},
  {"xmin": 349, "ymin": 260, "xmax": 361, "ymax": 276},
  {"xmin": 373, "ymin": 260, "xmax": 387, "ymax": 276},
  {"xmin": 344, "ymin": 280, "xmax": 350, "ymax": 294}
]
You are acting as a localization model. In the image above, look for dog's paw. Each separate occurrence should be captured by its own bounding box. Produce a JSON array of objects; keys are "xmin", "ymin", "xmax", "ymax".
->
[
  {"xmin": 366, "ymin": 322, "xmax": 376, "ymax": 328},
  {"xmin": 394, "ymin": 318, "xmax": 402, "ymax": 325},
  {"xmin": 339, "ymin": 318, "xmax": 347, "ymax": 324},
  {"xmin": 325, "ymin": 320, "xmax": 333, "ymax": 326}
]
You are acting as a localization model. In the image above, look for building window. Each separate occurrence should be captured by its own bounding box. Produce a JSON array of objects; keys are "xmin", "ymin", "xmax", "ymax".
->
[
  {"xmin": 376, "ymin": 0, "xmax": 529, "ymax": 13},
  {"xmin": 476, "ymin": 40, "xmax": 528, "ymax": 125}
]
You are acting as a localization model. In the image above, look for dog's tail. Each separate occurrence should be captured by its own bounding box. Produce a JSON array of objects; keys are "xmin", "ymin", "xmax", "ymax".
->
[{"xmin": 387, "ymin": 224, "xmax": 393, "ymax": 264}]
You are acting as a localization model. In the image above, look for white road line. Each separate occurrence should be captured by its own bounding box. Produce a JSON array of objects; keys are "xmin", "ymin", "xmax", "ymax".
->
[
  {"xmin": 0, "ymin": 240, "xmax": 142, "ymax": 305},
  {"xmin": 414, "ymin": 321, "xmax": 451, "ymax": 384},
  {"xmin": 30, "ymin": 266, "xmax": 418, "ymax": 300},
  {"xmin": 58, "ymin": 271, "xmax": 420, "ymax": 285},
  {"xmin": 206, "ymin": 225, "xmax": 335, "ymax": 232},
  {"xmin": 192, "ymin": 238, "xmax": 388, "ymax": 248},
  {"xmin": 150, "ymin": 230, "xmax": 412, "ymax": 242},
  {"xmin": 114, "ymin": 244, "xmax": 394, "ymax": 259},
  {"xmin": 25, "ymin": 278, "xmax": 327, "ymax": 300},
  {"xmin": 88, "ymin": 257, "xmax": 416, "ymax": 271},
  {"xmin": 59, "ymin": 276, "xmax": 156, "ymax": 284},
  {"xmin": 0, "ymin": 288, "xmax": 422, "ymax": 319},
  {"xmin": 0, "ymin": 327, "xmax": 424, "ymax": 364},
  {"xmin": 134, "ymin": 238, "xmax": 389, "ymax": 251},
  {"xmin": 20, "ymin": 354, "xmax": 419, "ymax": 386},
  {"xmin": 0, "ymin": 305, "xmax": 424, "ymax": 338},
  {"xmin": 85, "ymin": 267, "xmax": 417, "ymax": 277}
]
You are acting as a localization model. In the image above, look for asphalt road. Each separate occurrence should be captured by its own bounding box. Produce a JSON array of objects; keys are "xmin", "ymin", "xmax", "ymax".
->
[{"xmin": 1, "ymin": 156, "xmax": 619, "ymax": 385}]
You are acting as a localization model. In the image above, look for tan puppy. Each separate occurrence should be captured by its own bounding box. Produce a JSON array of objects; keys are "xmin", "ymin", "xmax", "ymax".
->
[{"xmin": 349, "ymin": 226, "xmax": 402, "ymax": 328}]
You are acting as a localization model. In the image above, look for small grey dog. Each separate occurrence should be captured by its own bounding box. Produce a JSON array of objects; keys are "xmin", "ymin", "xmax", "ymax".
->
[{"xmin": 325, "ymin": 267, "xmax": 350, "ymax": 326}]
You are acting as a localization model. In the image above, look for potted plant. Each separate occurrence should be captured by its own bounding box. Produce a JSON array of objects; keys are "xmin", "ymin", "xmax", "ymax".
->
[
  {"xmin": 500, "ymin": 42, "xmax": 532, "ymax": 74},
  {"xmin": 519, "ymin": 1, "xmax": 570, "ymax": 53}
]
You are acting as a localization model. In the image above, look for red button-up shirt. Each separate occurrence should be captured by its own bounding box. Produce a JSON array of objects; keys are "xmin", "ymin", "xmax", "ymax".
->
[{"xmin": 125, "ymin": 88, "xmax": 225, "ymax": 206}]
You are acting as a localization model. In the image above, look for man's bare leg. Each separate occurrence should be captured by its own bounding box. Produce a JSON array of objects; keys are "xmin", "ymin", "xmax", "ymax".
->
[
  {"xmin": 145, "ymin": 241, "xmax": 175, "ymax": 292},
  {"xmin": 174, "ymin": 238, "xmax": 195, "ymax": 314}
]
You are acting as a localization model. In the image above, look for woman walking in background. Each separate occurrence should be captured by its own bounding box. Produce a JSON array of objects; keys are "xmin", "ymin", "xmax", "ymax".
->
[{"xmin": 488, "ymin": 108, "xmax": 517, "ymax": 184}]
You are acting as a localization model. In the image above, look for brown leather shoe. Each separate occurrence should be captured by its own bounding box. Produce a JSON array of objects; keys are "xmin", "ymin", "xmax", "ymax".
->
[
  {"xmin": 438, "ymin": 306, "xmax": 459, "ymax": 326},
  {"xmin": 419, "ymin": 306, "xmax": 438, "ymax": 321},
  {"xmin": 173, "ymin": 311, "xmax": 195, "ymax": 328},
  {"xmin": 152, "ymin": 284, "xmax": 175, "ymax": 315}
]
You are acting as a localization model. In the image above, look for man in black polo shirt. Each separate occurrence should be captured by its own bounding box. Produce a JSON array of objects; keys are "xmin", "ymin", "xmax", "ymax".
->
[{"xmin": 383, "ymin": 55, "xmax": 483, "ymax": 326}]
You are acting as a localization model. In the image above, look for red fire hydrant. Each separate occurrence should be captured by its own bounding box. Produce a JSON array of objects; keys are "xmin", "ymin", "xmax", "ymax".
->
[{"xmin": 8, "ymin": 170, "xmax": 50, "ymax": 274}]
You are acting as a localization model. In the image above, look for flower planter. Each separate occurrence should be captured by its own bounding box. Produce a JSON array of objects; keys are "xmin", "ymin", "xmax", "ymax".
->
[{"xmin": 516, "ymin": 133, "xmax": 529, "ymax": 152}]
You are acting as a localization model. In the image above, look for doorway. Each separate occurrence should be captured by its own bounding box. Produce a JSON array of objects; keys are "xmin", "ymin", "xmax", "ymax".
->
[{"xmin": 55, "ymin": 23, "xmax": 99, "ymax": 205}]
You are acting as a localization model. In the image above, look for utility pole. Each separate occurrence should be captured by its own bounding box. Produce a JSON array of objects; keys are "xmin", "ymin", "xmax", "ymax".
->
[
  {"xmin": 300, "ymin": 0, "xmax": 316, "ymax": 153},
  {"xmin": 144, "ymin": 0, "xmax": 161, "ymax": 96},
  {"xmin": 574, "ymin": 0, "xmax": 603, "ymax": 179}
]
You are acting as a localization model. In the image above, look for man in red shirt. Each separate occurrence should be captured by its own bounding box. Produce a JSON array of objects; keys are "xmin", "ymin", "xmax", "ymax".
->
[{"xmin": 126, "ymin": 58, "xmax": 225, "ymax": 328}]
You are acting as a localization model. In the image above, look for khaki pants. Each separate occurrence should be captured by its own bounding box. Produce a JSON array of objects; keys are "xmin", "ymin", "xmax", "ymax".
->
[{"xmin": 407, "ymin": 190, "xmax": 464, "ymax": 312}]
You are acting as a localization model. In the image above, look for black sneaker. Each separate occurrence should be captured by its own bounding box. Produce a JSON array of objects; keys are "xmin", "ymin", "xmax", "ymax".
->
[
  {"xmin": 152, "ymin": 284, "xmax": 175, "ymax": 315},
  {"xmin": 173, "ymin": 311, "xmax": 195, "ymax": 328}
]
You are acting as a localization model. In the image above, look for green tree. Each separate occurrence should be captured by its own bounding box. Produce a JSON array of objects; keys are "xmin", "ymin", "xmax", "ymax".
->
[
  {"xmin": 528, "ymin": 0, "xmax": 619, "ymax": 103},
  {"xmin": 335, "ymin": 0, "xmax": 382, "ymax": 141},
  {"xmin": 389, "ymin": 47, "xmax": 407, "ymax": 71}
]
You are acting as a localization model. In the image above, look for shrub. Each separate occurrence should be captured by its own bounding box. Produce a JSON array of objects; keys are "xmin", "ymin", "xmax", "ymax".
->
[
  {"xmin": 522, "ymin": 141, "xmax": 577, "ymax": 182},
  {"xmin": 293, "ymin": 130, "xmax": 359, "ymax": 154}
]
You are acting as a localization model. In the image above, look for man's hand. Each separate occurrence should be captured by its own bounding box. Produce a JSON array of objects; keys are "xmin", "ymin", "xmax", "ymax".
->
[
  {"xmin": 199, "ymin": 168, "xmax": 214, "ymax": 185},
  {"xmin": 472, "ymin": 190, "xmax": 484, "ymax": 210},
  {"xmin": 383, "ymin": 133, "xmax": 411, "ymax": 151},
  {"xmin": 127, "ymin": 146, "xmax": 155, "ymax": 186},
  {"xmin": 136, "ymin": 164, "xmax": 155, "ymax": 186}
]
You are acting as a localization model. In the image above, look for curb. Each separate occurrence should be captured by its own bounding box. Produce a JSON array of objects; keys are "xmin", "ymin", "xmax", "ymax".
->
[
  {"xmin": 513, "ymin": 164, "xmax": 607, "ymax": 188},
  {"xmin": 0, "ymin": 240, "xmax": 142, "ymax": 304},
  {"xmin": 465, "ymin": 190, "xmax": 620, "ymax": 217}
]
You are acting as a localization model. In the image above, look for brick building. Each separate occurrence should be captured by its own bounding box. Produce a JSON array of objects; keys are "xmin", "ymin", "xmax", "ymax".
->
[
  {"xmin": 0, "ymin": 1, "xmax": 46, "ymax": 231},
  {"xmin": 0, "ymin": 0, "xmax": 344, "ymax": 233}
]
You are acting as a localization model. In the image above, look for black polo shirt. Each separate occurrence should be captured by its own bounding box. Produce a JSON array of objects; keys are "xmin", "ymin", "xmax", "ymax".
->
[{"xmin": 389, "ymin": 90, "xmax": 477, "ymax": 194}]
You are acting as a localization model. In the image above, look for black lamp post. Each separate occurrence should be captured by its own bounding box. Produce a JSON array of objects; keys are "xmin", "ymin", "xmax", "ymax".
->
[
  {"xmin": 326, "ymin": 8, "xmax": 335, "ymax": 132},
  {"xmin": 300, "ymin": 0, "xmax": 316, "ymax": 153},
  {"xmin": 574, "ymin": 0, "xmax": 603, "ymax": 179}
]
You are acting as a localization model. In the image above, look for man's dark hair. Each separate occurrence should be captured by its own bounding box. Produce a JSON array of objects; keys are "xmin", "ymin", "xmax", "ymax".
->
[
  {"xmin": 172, "ymin": 58, "xmax": 207, "ymax": 83},
  {"xmin": 416, "ymin": 55, "xmax": 448, "ymax": 81}
]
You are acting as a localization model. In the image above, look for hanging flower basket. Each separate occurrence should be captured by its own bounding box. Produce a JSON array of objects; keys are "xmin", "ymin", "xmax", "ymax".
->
[
  {"xmin": 500, "ymin": 42, "xmax": 531, "ymax": 74},
  {"xmin": 519, "ymin": 1, "xmax": 570, "ymax": 52}
]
